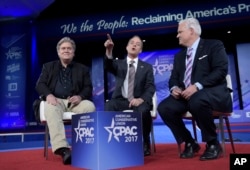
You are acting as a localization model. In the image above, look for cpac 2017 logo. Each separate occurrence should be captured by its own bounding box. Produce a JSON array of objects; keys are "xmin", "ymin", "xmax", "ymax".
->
[
  {"xmin": 152, "ymin": 58, "xmax": 173, "ymax": 75},
  {"xmin": 104, "ymin": 118, "xmax": 138, "ymax": 143},
  {"xmin": 74, "ymin": 121, "xmax": 94, "ymax": 144}
]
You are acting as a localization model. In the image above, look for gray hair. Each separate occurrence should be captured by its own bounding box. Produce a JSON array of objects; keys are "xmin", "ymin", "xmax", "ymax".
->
[
  {"xmin": 179, "ymin": 18, "xmax": 202, "ymax": 36},
  {"xmin": 56, "ymin": 37, "xmax": 76, "ymax": 51}
]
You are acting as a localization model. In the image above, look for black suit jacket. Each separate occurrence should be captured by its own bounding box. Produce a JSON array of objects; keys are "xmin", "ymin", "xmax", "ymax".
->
[
  {"xmin": 170, "ymin": 39, "xmax": 232, "ymax": 112},
  {"xmin": 105, "ymin": 57, "xmax": 155, "ymax": 105},
  {"xmin": 35, "ymin": 60, "xmax": 93, "ymax": 100}
]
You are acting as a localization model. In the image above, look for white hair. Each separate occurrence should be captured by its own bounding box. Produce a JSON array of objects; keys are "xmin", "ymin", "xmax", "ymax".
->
[{"xmin": 179, "ymin": 17, "xmax": 202, "ymax": 36}]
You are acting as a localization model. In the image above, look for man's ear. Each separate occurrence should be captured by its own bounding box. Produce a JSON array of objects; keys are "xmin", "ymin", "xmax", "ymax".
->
[{"xmin": 126, "ymin": 45, "xmax": 129, "ymax": 52}]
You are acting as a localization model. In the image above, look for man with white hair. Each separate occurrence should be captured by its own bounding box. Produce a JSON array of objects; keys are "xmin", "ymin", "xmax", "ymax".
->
[{"xmin": 157, "ymin": 17, "xmax": 232, "ymax": 161}]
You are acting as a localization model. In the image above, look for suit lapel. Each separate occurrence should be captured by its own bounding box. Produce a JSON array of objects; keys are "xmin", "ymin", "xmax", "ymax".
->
[
  {"xmin": 51, "ymin": 61, "xmax": 61, "ymax": 88},
  {"xmin": 180, "ymin": 50, "xmax": 187, "ymax": 82},
  {"xmin": 134, "ymin": 60, "xmax": 144, "ymax": 87},
  {"xmin": 192, "ymin": 39, "xmax": 204, "ymax": 70},
  {"xmin": 122, "ymin": 59, "xmax": 128, "ymax": 79},
  {"xmin": 71, "ymin": 63, "xmax": 77, "ymax": 88}
]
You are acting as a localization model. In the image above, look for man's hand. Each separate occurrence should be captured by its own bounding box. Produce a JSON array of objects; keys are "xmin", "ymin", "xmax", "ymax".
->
[
  {"xmin": 68, "ymin": 95, "xmax": 82, "ymax": 107},
  {"xmin": 104, "ymin": 34, "xmax": 114, "ymax": 48},
  {"xmin": 104, "ymin": 34, "xmax": 114, "ymax": 58},
  {"xmin": 129, "ymin": 98, "xmax": 144, "ymax": 108},
  {"xmin": 46, "ymin": 94, "xmax": 58, "ymax": 106},
  {"xmin": 171, "ymin": 87, "xmax": 183, "ymax": 99},
  {"xmin": 181, "ymin": 84, "xmax": 198, "ymax": 100}
]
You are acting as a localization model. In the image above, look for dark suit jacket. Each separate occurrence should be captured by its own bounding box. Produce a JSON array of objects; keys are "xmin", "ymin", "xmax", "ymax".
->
[
  {"xmin": 105, "ymin": 57, "xmax": 155, "ymax": 105},
  {"xmin": 170, "ymin": 39, "xmax": 232, "ymax": 112},
  {"xmin": 35, "ymin": 60, "xmax": 93, "ymax": 100}
]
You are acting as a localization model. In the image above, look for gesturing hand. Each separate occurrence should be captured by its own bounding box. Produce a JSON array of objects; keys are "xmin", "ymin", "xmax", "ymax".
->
[{"xmin": 104, "ymin": 34, "xmax": 114, "ymax": 49}]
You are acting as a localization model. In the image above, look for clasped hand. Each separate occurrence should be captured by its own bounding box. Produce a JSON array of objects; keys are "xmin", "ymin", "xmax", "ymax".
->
[
  {"xmin": 171, "ymin": 85, "xmax": 198, "ymax": 100},
  {"xmin": 129, "ymin": 98, "xmax": 144, "ymax": 108}
]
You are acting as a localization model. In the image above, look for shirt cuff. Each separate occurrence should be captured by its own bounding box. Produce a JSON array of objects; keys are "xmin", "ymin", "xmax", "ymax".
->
[
  {"xmin": 195, "ymin": 82, "xmax": 203, "ymax": 90},
  {"xmin": 170, "ymin": 86, "xmax": 178, "ymax": 93}
]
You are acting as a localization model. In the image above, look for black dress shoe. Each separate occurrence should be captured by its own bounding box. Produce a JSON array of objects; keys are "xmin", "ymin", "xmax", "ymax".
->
[
  {"xmin": 55, "ymin": 147, "xmax": 71, "ymax": 165},
  {"xmin": 200, "ymin": 144, "xmax": 222, "ymax": 161},
  {"xmin": 180, "ymin": 142, "xmax": 201, "ymax": 159},
  {"xmin": 144, "ymin": 143, "xmax": 151, "ymax": 157},
  {"xmin": 62, "ymin": 149, "xmax": 71, "ymax": 165}
]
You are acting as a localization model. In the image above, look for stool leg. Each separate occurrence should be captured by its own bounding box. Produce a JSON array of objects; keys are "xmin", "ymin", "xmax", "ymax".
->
[
  {"xmin": 225, "ymin": 117, "xmax": 236, "ymax": 153},
  {"xmin": 219, "ymin": 116, "xmax": 226, "ymax": 156},
  {"xmin": 191, "ymin": 119, "xmax": 197, "ymax": 141},
  {"xmin": 45, "ymin": 123, "xmax": 49, "ymax": 160},
  {"xmin": 150, "ymin": 122, "xmax": 156, "ymax": 153}
]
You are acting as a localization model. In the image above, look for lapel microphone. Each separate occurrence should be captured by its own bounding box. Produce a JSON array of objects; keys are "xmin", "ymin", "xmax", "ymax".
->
[{"xmin": 129, "ymin": 60, "xmax": 135, "ymax": 67}]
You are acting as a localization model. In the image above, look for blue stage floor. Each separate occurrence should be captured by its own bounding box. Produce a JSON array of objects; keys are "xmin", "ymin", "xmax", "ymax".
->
[{"xmin": 0, "ymin": 123, "xmax": 249, "ymax": 151}]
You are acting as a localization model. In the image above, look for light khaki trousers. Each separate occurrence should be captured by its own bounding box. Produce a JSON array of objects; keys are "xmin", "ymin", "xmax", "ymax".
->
[{"xmin": 44, "ymin": 98, "xmax": 96, "ymax": 152}]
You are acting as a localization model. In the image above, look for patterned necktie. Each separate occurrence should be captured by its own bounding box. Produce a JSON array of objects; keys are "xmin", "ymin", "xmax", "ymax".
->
[
  {"xmin": 184, "ymin": 48, "xmax": 193, "ymax": 88},
  {"xmin": 127, "ymin": 60, "xmax": 135, "ymax": 101}
]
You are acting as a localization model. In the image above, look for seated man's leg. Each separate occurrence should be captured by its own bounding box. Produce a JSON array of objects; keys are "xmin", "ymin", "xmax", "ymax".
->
[
  {"xmin": 44, "ymin": 99, "xmax": 69, "ymax": 152},
  {"xmin": 189, "ymin": 91, "xmax": 216, "ymax": 143},
  {"xmin": 105, "ymin": 98, "xmax": 129, "ymax": 111},
  {"xmin": 157, "ymin": 95, "xmax": 192, "ymax": 144},
  {"xmin": 189, "ymin": 91, "xmax": 222, "ymax": 160},
  {"xmin": 44, "ymin": 99, "xmax": 72, "ymax": 164},
  {"xmin": 71, "ymin": 100, "xmax": 96, "ymax": 113},
  {"xmin": 135, "ymin": 102, "xmax": 152, "ymax": 156},
  {"xmin": 158, "ymin": 95, "xmax": 201, "ymax": 158}
]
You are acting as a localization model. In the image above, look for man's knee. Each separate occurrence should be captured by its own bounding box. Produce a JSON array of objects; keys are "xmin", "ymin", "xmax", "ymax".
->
[
  {"xmin": 189, "ymin": 94, "xmax": 208, "ymax": 113},
  {"xmin": 105, "ymin": 100, "xmax": 114, "ymax": 111},
  {"xmin": 75, "ymin": 100, "xmax": 96, "ymax": 113},
  {"xmin": 157, "ymin": 100, "xmax": 169, "ymax": 115}
]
